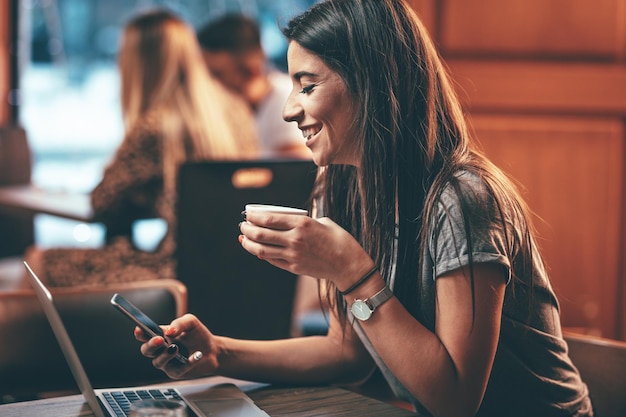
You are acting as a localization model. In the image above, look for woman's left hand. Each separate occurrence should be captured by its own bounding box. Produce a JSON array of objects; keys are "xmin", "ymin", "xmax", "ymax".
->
[
  {"xmin": 239, "ymin": 211, "xmax": 374, "ymax": 288},
  {"xmin": 133, "ymin": 314, "xmax": 218, "ymax": 380}
]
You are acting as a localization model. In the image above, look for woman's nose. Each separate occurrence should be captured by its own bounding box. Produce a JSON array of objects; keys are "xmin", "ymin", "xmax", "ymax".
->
[{"xmin": 283, "ymin": 89, "xmax": 302, "ymax": 123}]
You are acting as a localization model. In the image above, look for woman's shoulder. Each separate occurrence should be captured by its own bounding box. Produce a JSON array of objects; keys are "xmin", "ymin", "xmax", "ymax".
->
[
  {"xmin": 129, "ymin": 111, "xmax": 163, "ymax": 137},
  {"xmin": 120, "ymin": 111, "xmax": 165, "ymax": 150},
  {"xmin": 435, "ymin": 167, "xmax": 526, "ymax": 232},
  {"xmin": 438, "ymin": 169, "xmax": 492, "ymax": 206}
]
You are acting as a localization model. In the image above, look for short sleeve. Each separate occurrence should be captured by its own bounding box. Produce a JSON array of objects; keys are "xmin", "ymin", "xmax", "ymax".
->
[{"xmin": 428, "ymin": 172, "xmax": 511, "ymax": 283}]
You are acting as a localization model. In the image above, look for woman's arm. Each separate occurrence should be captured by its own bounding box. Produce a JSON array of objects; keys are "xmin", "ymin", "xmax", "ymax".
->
[
  {"xmin": 347, "ymin": 263, "xmax": 505, "ymax": 417},
  {"xmin": 239, "ymin": 211, "xmax": 507, "ymax": 417},
  {"xmin": 213, "ymin": 314, "xmax": 375, "ymax": 385},
  {"xmin": 139, "ymin": 302, "xmax": 376, "ymax": 386}
]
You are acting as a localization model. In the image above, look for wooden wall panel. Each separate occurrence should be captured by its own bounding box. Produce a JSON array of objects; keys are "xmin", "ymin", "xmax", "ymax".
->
[
  {"xmin": 448, "ymin": 61, "xmax": 626, "ymax": 115},
  {"xmin": 440, "ymin": 0, "xmax": 626, "ymax": 59},
  {"xmin": 405, "ymin": 0, "xmax": 437, "ymax": 37},
  {"xmin": 621, "ymin": 146, "xmax": 626, "ymax": 340},
  {"xmin": 471, "ymin": 115, "xmax": 624, "ymax": 337},
  {"xmin": 418, "ymin": 0, "xmax": 626, "ymax": 340}
]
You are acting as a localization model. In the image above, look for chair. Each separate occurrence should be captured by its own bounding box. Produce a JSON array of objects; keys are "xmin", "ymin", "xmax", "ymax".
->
[
  {"xmin": 0, "ymin": 279, "xmax": 187, "ymax": 401},
  {"xmin": 564, "ymin": 331, "xmax": 626, "ymax": 417},
  {"xmin": 0, "ymin": 125, "xmax": 34, "ymax": 257},
  {"xmin": 176, "ymin": 159, "xmax": 317, "ymax": 340}
]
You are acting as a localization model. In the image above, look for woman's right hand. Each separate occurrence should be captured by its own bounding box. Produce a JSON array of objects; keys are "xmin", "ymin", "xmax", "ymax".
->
[{"xmin": 134, "ymin": 313, "xmax": 218, "ymax": 380}]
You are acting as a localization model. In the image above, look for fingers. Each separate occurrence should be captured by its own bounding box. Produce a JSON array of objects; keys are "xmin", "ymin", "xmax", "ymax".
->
[
  {"xmin": 239, "ymin": 221, "xmax": 288, "ymax": 248},
  {"xmin": 239, "ymin": 234, "xmax": 290, "ymax": 261},
  {"xmin": 239, "ymin": 221, "xmax": 291, "ymax": 261},
  {"xmin": 239, "ymin": 215, "xmax": 321, "ymax": 275},
  {"xmin": 190, "ymin": 351, "xmax": 204, "ymax": 362},
  {"xmin": 239, "ymin": 215, "xmax": 312, "ymax": 252},
  {"xmin": 151, "ymin": 343, "xmax": 182, "ymax": 369},
  {"xmin": 137, "ymin": 314, "xmax": 196, "ymax": 359},
  {"xmin": 140, "ymin": 334, "xmax": 166, "ymax": 359},
  {"xmin": 244, "ymin": 210, "xmax": 304, "ymax": 230},
  {"xmin": 142, "ymin": 337, "xmax": 202, "ymax": 372},
  {"xmin": 134, "ymin": 326, "xmax": 149, "ymax": 342},
  {"xmin": 135, "ymin": 314, "xmax": 206, "ymax": 380},
  {"xmin": 163, "ymin": 313, "xmax": 200, "ymax": 338}
]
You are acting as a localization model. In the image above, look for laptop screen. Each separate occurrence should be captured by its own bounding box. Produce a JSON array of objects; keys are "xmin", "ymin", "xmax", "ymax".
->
[{"xmin": 24, "ymin": 261, "xmax": 107, "ymax": 417}]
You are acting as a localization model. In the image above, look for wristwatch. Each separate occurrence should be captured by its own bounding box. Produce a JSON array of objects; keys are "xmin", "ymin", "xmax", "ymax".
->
[{"xmin": 350, "ymin": 286, "xmax": 393, "ymax": 321}]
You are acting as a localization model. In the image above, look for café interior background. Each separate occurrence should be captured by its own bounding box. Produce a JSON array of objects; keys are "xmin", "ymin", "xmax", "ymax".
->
[{"xmin": 2, "ymin": 0, "xmax": 626, "ymax": 339}]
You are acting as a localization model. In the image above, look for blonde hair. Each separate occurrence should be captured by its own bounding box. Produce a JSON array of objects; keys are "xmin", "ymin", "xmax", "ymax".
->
[{"xmin": 118, "ymin": 9, "xmax": 257, "ymax": 195}]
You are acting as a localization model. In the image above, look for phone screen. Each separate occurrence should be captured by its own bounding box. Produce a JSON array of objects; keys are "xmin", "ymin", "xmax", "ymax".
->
[{"xmin": 111, "ymin": 293, "xmax": 188, "ymax": 363}]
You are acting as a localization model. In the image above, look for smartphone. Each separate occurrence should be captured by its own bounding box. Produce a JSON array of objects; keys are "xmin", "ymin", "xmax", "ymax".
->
[{"xmin": 111, "ymin": 293, "xmax": 188, "ymax": 364}]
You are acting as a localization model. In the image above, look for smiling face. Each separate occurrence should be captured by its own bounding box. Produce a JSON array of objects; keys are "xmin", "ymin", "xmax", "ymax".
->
[{"xmin": 283, "ymin": 42, "xmax": 358, "ymax": 167}]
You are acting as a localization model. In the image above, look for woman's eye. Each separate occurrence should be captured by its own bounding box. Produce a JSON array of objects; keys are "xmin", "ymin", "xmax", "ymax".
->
[{"xmin": 300, "ymin": 84, "xmax": 316, "ymax": 94}]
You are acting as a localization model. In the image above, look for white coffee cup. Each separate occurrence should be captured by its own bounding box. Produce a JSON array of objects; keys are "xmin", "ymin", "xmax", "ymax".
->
[{"xmin": 244, "ymin": 204, "xmax": 308, "ymax": 216}]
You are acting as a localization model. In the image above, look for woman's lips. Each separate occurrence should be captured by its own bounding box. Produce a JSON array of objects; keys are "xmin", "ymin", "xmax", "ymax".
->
[{"xmin": 302, "ymin": 127, "xmax": 321, "ymax": 146}]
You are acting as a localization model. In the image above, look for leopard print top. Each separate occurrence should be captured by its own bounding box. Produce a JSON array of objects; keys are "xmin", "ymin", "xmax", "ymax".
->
[{"xmin": 41, "ymin": 113, "xmax": 190, "ymax": 286}]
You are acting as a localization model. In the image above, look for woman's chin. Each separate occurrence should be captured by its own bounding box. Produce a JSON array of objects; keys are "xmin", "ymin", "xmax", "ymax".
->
[{"xmin": 311, "ymin": 154, "xmax": 327, "ymax": 167}]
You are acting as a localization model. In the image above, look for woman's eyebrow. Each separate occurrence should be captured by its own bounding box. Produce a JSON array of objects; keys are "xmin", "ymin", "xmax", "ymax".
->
[{"xmin": 294, "ymin": 71, "xmax": 318, "ymax": 81}]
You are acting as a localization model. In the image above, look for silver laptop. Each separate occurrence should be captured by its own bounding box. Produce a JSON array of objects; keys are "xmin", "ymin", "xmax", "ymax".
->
[{"xmin": 23, "ymin": 261, "xmax": 269, "ymax": 417}]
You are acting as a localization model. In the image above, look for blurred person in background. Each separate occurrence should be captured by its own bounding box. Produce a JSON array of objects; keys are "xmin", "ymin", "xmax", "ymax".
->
[
  {"xmin": 197, "ymin": 13, "xmax": 309, "ymax": 159},
  {"xmin": 22, "ymin": 8, "xmax": 257, "ymax": 287}
]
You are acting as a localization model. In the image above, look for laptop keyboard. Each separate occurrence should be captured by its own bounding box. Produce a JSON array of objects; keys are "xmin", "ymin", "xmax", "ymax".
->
[{"xmin": 102, "ymin": 388, "xmax": 193, "ymax": 417}]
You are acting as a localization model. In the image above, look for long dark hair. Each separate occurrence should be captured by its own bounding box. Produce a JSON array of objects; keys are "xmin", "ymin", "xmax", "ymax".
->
[{"xmin": 283, "ymin": 0, "xmax": 539, "ymax": 325}]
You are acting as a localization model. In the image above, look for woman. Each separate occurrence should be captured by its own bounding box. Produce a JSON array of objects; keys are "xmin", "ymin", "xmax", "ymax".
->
[
  {"xmin": 24, "ymin": 9, "xmax": 257, "ymax": 286},
  {"xmin": 136, "ymin": 1, "xmax": 593, "ymax": 416}
]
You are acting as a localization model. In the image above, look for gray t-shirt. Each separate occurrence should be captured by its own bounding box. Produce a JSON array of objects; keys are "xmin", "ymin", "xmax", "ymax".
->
[{"xmin": 351, "ymin": 171, "xmax": 593, "ymax": 416}]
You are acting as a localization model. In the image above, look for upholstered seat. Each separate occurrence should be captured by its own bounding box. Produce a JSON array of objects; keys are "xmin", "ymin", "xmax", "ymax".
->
[
  {"xmin": 564, "ymin": 331, "xmax": 626, "ymax": 417},
  {"xmin": 0, "ymin": 279, "xmax": 187, "ymax": 402}
]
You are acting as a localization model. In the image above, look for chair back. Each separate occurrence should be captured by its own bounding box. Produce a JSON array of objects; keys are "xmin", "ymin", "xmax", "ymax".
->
[
  {"xmin": 0, "ymin": 125, "xmax": 33, "ymax": 257},
  {"xmin": 564, "ymin": 332, "xmax": 626, "ymax": 417},
  {"xmin": 0, "ymin": 125, "xmax": 31, "ymax": 185},
  {"xmin": 0, "ymin": 279, "xmax": 187, "ymax": 400},
  {"xmin": 176, "ymin": 159, "xmax": 317, "ymax": 340}
]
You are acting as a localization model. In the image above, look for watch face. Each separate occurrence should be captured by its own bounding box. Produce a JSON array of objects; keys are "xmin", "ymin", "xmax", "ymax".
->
[{"xmin": 351, "ymin": 300, "xmax": 372, "ymax": 321}]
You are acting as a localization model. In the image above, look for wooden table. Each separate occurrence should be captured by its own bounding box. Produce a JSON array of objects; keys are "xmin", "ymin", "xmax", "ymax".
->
[
  {"xmin": 0, "ymin": 377, "xmax": 419, "ymax": 417},
  {"xmin": 0, "ymin": 185, "xmax": 159, "ymax": 246},
  {"xmin": 0, "ymin": 185, "xmax": 93, "ymax": 222},
  {"xmin": 247, "ymin": 384, "xmax": 418, "ymax": 416}
]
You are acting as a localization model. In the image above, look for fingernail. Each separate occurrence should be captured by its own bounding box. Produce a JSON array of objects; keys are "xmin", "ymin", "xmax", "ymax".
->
[
  {"xmin": 164, "ymin": 327, "xmax": 176, "ymax": 336},
  {"xmin": 241, "ymin": 210, "xmax": 247, "ymax": 220},
  {"xmin": 167, "ymin": 344, "xmax": 178, "ymax": 354},
  {"xmin": 238, "ymin": 235, "xmax": 244, "ymax": 243},
  {"xmin": 193, "ymin": 351, "xmax": 203, "ymax": 361},
  {"xmin": 153, "ymin": 337, "xmax": 165, "ymax": 347}
]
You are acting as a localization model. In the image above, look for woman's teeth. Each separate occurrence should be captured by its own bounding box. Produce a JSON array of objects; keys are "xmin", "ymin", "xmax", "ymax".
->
[{"xmin": 302, "ymin": 128, "xmax": 319, "ymax": 139}]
